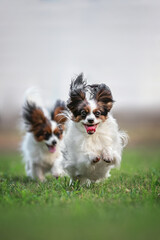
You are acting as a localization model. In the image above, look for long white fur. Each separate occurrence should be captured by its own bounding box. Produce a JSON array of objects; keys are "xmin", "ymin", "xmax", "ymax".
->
[{"xmin": 55, "ymin": 100, "xmax": 128, "ymax": 185}]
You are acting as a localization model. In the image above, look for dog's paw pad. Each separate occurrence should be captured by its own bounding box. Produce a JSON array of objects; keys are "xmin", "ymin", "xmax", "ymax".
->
[
  {"xmin": 103, "ymin": 157, "xmax": 115, "ymax": 164},
  {"xmin": 92, "ymin": 157, "xmax": 100, "ymax": 163},
  {"xmin": 103, "ymin": 158, "xmax": 112, "ymax": 163}
]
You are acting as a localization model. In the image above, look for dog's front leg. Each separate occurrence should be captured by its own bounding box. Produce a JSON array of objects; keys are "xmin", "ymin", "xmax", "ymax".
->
[
  {"xmin": 51, "ymin": 157, "xmax": 66, "ymax": 178},
  {"xmin": 32, "ymin": 163, "xmax": 45, "ymax": 182},
  {"xmin": 101, "ymin": 148, "xmax": 115, "ymax": 164}
]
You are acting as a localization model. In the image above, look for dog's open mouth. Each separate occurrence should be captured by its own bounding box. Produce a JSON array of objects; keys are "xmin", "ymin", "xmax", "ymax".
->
[
  {"xmin": 46, "ymin": 144, "xmax": 56, "ymax": 153},
  {"xmin": 83, "ymin": 124, "xmax": 98, "ymax": 135}
]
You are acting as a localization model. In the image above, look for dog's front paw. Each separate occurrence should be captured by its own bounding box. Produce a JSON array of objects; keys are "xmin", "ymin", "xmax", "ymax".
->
[
  {"xmin": 103, "ymin": 157, "xmax": 113, "ymax": 163},
  {"xmin": 102, "ymin": 152, "xmax": 115, "ymax": 164},
  {"xmin": 92, "ymin": 157, "xmax": 101, "ymax": 164},
  {"xmin": 89, "ymin": 154, "xmax": 101, "ymax": 164},
  {"xmin": 92, "ymin": 157, "xmax": 101, "ymax": 163}
]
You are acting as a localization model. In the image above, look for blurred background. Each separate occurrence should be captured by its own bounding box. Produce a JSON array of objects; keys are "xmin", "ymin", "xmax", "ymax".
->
[{"xmin": 0, "ymin": 0, "xmax": 160, "ymax": 152}]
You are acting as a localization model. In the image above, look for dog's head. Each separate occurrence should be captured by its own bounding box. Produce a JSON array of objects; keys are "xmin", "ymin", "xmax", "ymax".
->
[
  {"xmin": 23, "ymin": 100, "xmax": 67, "ymax": 152},
  {"xmin": 67, "ymin": 73, "xmax": 114, "ymax": 134}
]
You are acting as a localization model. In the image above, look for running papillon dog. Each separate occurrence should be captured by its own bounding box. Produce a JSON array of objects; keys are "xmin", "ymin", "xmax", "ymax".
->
[
  {"xmin": 21, "ymin": 89, "xmax": 67, "ymax": 181},
  {"xmin": 59, "ymin": 74, "xmax": 128, "ymax": 185}
]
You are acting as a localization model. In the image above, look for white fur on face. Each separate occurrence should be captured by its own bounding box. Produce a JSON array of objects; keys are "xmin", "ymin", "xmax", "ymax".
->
[
  {"xmin": 44, "ymin": 135, "xmax": 59, "ymax": 146},
  {"xmin": 44, "ymin": 121, "xmax": 59, "ymax": 146},
  {"xmin": 82, "ymin": 99, "xmax": 102, "ymax": 125}
]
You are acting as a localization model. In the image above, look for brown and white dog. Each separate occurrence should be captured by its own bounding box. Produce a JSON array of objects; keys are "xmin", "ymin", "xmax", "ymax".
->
[
  {"xmin": 56, "ymin": 74, "xmax": 128, "ymax": 185},
  {"xmin": 21, "ymin": 89, "xmax": 67, "ymax": 181}
]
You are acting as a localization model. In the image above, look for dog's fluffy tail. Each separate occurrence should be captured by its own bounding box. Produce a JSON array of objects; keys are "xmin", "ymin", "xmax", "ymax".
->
[
  {"xmin": 23, "ymin": 87, "xmax": 49, "ymax": 117},
  {"xmin": 23, "ymin": 87, "xmax": 43, "ymax": 107},
  {"xmin": 120, "ymin": 131, "xmax": 129, "ymax": 148}
]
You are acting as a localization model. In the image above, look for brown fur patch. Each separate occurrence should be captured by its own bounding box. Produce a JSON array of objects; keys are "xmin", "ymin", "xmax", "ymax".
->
[
  {"xmin": 53, "ymin": 126, "xmax": 63, "ymax": 139},
  {"xmin": 31, "ymin": 108, "xmax": 47, "ymax": 128},
  {"xmin": 83, "ymin": 105, "xmax": 91, "ymax": 114},
  {"xmin": 96, "ymin": 88, "xmax": 112, "ymax": 102},
  {"xmin": 30, "ymin": 108, "xmax": 52, "ymax": 142},
  {"xmin": 53, "ymin": 106, "xmax": 67, "ymax": 124},
  {"xmin": 99, "ymin": 114, "xmax": 107, "ymax": 122},
  {"xmin": 34, "ymin": 122, "xmax": 52, "ymax": 142},
  {"xmin": 96, "ymin": 87, "xmax": 113, "ymax": 113},
  {"xmin": 24, "ymin": 104, "xmax": 52, "ymax": 141},
  {"xmin": 74, "ymin": 115, "xmax": 82, "ymax": 122}
]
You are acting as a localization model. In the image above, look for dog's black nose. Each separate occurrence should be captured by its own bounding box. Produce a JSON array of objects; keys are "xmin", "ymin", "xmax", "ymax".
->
[
  {"xmin": 88, "ymin": 118, "xmax": 94, "ymax": 124},
  {"xmin": 52, "ymin": 140, "xmax": 57, "ymax": 146}
]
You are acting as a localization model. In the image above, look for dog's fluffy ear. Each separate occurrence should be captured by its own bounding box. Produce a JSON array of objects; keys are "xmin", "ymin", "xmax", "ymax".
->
[
  {"xmin": 67, "ymin": 73, "xmax": 87, "ymax": 114},
  {"xmin": 70, "ymin": 73, "xmax": 87, "ymax": 91},
  {"xmin": 51, "ymin": 100, "xmax": 67, "ymax": 125},
  {"xmin": 95, "ymin": 84, "xmax": 114, "ymax": 112},
  {"xmin": 23, "ymin": 101, "xmax": 49, "ymax": 131},
  {"xmin": 23, "ymin": 101, "xmax": 52, "ymax": 141}
]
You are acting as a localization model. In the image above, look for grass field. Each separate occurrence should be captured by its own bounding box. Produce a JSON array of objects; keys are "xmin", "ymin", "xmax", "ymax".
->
[{"xmin": 0, "ymin": 147, "xmax": 160, "ymax": 240}]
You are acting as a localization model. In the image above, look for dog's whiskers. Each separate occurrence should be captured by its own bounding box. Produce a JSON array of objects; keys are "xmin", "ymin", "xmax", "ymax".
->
[{"xmin": 57, "ymin": 111, "xmax": 71, "ymax": 123}]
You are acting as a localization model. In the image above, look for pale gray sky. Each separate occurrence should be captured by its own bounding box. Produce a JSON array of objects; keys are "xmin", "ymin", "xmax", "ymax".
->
[{"xmin": 0, "ymin": 0, "xmax": 160, "ymax": 119}]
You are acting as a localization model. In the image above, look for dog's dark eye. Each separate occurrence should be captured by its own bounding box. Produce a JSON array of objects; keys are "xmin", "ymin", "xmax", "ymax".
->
[
  {"xmin": 94, "ymin": 111, "xmax": 101, "ymax": 117},
  {"xmin": 44, "ymin": 132, "xmax": 51, "ymax": 140},
  {"xmin": 55, "ymin": 132, "xmax": 60, "ymax": 138},
  {"xmin": 81, "ymin": 110, "xmax": 87, "ymax": 118},
  {"xmin": 53, "ymin": 126, "xmax": 63, "ymax": 139}
]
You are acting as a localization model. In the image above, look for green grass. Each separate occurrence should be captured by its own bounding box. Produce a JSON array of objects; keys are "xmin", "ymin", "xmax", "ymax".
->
[{"xmin": 0, "ymin": 148, "xmax": 160, "ymax": 240}]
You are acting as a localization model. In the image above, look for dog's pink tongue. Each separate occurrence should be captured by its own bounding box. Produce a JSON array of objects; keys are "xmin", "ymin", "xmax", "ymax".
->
[
  {"xmin": 48, "ymin": 146, "xmax": 56, "ymax": 153},
  {"xmin": 84, "ymin": 125, "xmax": 97, "ymax": 134}
]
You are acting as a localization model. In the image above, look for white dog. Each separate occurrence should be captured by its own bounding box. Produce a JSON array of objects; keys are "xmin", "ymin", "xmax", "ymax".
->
[
  {"xmin": 55, "ymin": 74, "xmax": 128, "ymax": 185},
  {"xmin": 21, "ymin": 89, "xmax": 67, "ymax": 181}
]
